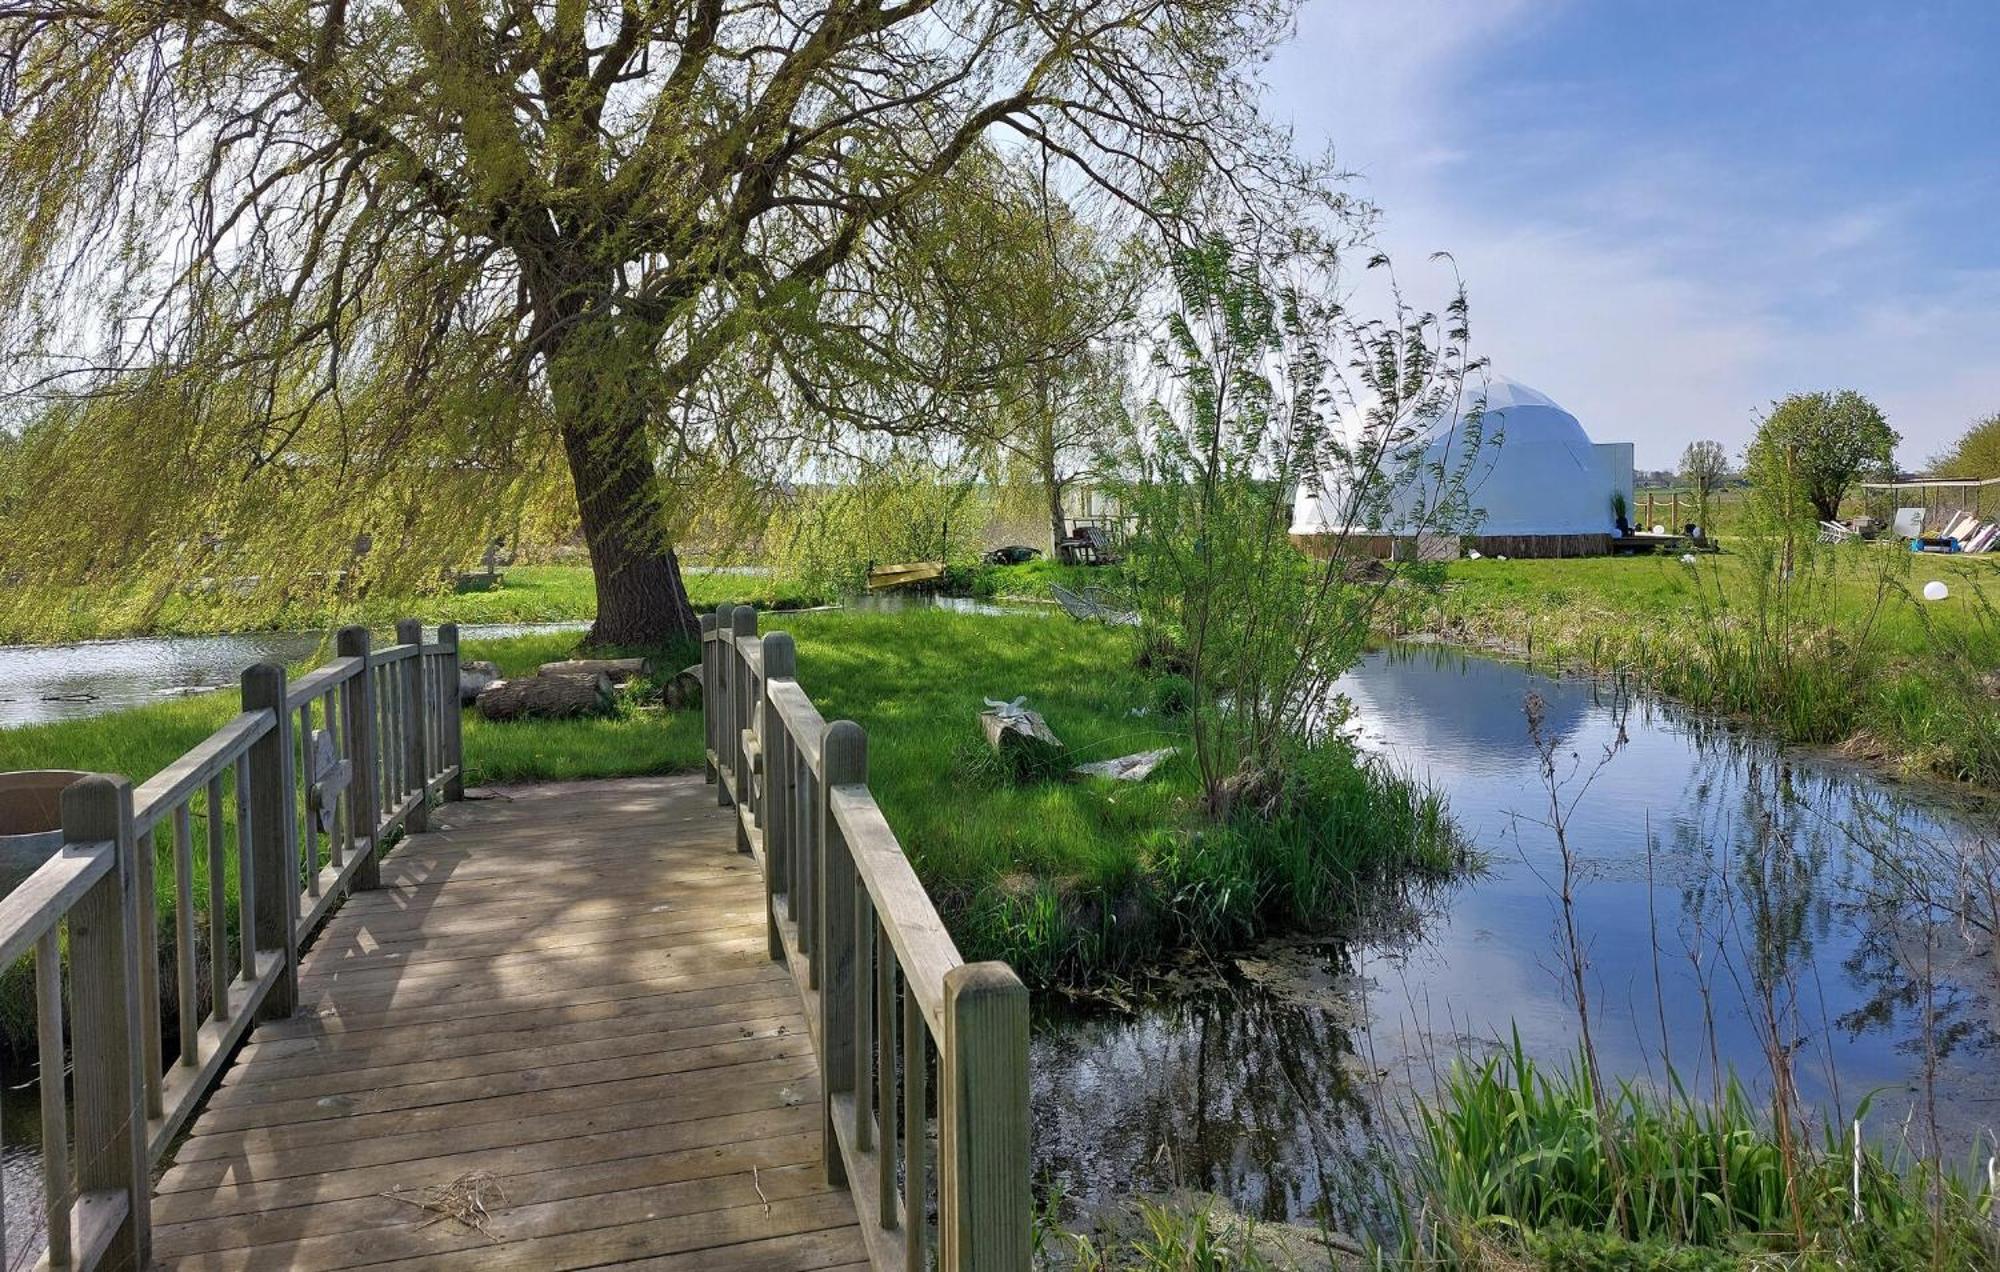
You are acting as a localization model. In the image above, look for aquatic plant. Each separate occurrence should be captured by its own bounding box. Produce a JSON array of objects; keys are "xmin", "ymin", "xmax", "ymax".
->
[{"xmin": 1404, "ymin": 1036, "xmax": 1998, "ymax": 1267}]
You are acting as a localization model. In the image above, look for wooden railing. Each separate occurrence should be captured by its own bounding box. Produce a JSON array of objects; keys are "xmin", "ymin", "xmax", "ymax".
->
[
  {"xmin": 702, "ymin": 604, "xmax": 1031, "ymax": 1272},
  {"xmin": 0, "ymin": 621, "xmax": 463, "ymax": 1270}
]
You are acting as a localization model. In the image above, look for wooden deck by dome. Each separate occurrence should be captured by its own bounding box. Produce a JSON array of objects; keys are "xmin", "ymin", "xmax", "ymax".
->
[{"xmin": 2, "ymin": 611, "xmax": 1028, "ymax": 1271}]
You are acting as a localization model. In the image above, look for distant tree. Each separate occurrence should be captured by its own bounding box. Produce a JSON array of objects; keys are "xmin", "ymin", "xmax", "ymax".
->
[
  {"xmin": 1745, "ymin": 391, "xmax": 1898, "ymax": 524},
  {"xmin": 1679, "ymin": 439, "xmax": 1729, "ymax": 526},
  {"xmin": 1928, "ymin": 412, "xmax": 2000, "ymax": 478}
]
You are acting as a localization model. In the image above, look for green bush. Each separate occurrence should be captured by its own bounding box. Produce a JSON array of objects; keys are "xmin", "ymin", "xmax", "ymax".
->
[{"xmin": 1149, "ymin": 674, "xmax": 1194, "ymax": 717}]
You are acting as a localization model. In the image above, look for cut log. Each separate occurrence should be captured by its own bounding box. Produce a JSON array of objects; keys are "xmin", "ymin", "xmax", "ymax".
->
[
  {"xmin": 979, "ymin": 698, "xmax": 1066, "ymax": 774},
  {"xmin": 458, "ymin": 660, "xmax": 501, "ymax": 705},
  {"xmin": 536, "ymin": 657, "xmax": 653, "ymax": 683},
  {"xmin": 660, "ymin": 665, "xmax": 703, "ymax": 710},
  {"xmin": 475, "ymin": 672, "xmax": 615, "ymax": 722}
]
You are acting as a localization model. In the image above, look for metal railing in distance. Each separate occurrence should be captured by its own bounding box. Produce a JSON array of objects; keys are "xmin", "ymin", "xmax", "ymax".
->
[
  {"xmin": 0, "ymin": 619, "xmax": 464, "ymax": 1269},
  {"xmin": 701, "ymin": 603, "xmax": 1030, "ymax": 1272}
]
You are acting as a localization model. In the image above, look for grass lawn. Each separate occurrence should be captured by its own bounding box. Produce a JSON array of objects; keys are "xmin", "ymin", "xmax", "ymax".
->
[{"xmin": 0, "ymin": 562, "xmax": 819, "ymax": 644}]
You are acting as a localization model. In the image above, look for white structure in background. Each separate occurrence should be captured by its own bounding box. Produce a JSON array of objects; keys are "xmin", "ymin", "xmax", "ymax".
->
[{"xmin": 1290, "ymin": 376, "xmax": 1635, "ymax": 559}]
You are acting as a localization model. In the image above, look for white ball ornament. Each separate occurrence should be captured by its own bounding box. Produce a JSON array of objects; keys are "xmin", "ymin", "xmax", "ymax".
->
[{"xmin": 1923, "ymin": 580, "xmax": 1949, "ymax": 602}]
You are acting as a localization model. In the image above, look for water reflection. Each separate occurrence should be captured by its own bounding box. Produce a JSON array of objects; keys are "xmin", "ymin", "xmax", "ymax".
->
[
  {"xmin": 1032, "ymin": 645, "xmax": 2000, "ymax": 1238},
  {"xmin": 0, "ymin": 621, "xmax": 588, "ymax": 728}
]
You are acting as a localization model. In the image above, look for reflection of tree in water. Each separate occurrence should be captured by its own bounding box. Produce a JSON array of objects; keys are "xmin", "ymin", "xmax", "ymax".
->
[
  {"xmin": 1666, "ymin": 736, "xmax": 1996, "ymax": 1097},
  {"xmin": 1030, "ymin": 945, "xmax": 1407, "ymax": 1240},
  {"xmin": 1829, "ymin": 787, "xmax": 1995, "ymax": 1064}
]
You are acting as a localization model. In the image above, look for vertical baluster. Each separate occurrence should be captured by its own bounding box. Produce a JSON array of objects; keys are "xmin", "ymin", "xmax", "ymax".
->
[
  {"xmin": 35, "ymin": 930, "xmax": 69, "ymax": 1267},
  {"xmin": 206, "ymin": 776, "xmax": 229, "ymax": 1022},
  {"xmin": 439, "ymin": 623, "xmax": 464, "ymax": 802},
  {"xmin": 324, "ymin": 688, "xmax": 345, "ymax": 870},
  {"xmin": 242, "ymin": 662, "xmax": 298, "ymax": 1019},
  {"xmin": 301, "ymin": 700, "xmax": 321, "ymax": 898},
  {"xmin": 397, "ymin": 619, "xmax": 429, "ymax": 833},
  {"xmin": 337, "ymin": 627, "xmax": 378, "ymax": 890},
  {"xmin": 172, "ymin": 803, "xmax": 198, "ymax": 1066},
  {"xmin": 877, "ymin": 925, "xmax": 898, "ymax": 1228},
  {"xmin": 134, "ymin": 821, "xmax": 162, "ymax": 1117},
  {"xmin": 854, "ymin": 888, "xmax": 875, "ymax": 1153},
  {"xmin": 699, "ymin": 613, "xmax": 718, "ymax": 785},
  {"xmin": 818, "ymin": 721, "xmax": 864, "ymax": 1185},
  {"xmin": 905, "ymin": 982, "xmax": 927, "ymax": 1272},
  {"xmin": 799, "ymin": 762, "xmax": 817, "ymax": 974},
  {"xmin": 235, "ymin": 756, "xmax": 256, "ymax": 982},
  {"xmin": 761, "ymin": 634, "xmax": 795, "ymax": 961}
]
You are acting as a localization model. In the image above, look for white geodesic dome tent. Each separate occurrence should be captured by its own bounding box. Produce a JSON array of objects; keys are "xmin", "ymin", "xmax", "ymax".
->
[{"xmin": 1291, "ymin": 376, "xmax": 1633, "ymax": 554}]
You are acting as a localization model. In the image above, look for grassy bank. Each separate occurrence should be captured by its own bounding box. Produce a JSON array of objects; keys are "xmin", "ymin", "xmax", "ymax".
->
[
  {"xmin": 0, "ymin": 609, "xmax": 1454, "ymax": 1052},
  {"xmin": 0, "ymin": 563, "xmax": 816, "ymax": 644},
  {"xmin": 1402, "ymin": 549, "xmax": 2000, "ymax": 788}
]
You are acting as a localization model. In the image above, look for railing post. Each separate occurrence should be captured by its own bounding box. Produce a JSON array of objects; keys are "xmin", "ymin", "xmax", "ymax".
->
[
  {"xmin": 760, "ymin": 633, "xmax": 796, "ymax": 962},
  {"xmin": 699, "ymin": 612, "xmax": 718, "ymax": 785},
  {"xmin": 396, "ymin": 618, "xmax": 430, "ymax": 834},
  {"xmin": 730, "ymin": 605, "xmax": 758, "ymax": 843},
  {"xmin": 941, "ymin": 962, "xmax": 1031, "ymax": 1271},
  {"xmin": 715, "ymin": 603, "xmax": 735, "ymax": 808},
  {"xmin": 818, "ymin": 720, "xmax": 865, "ymax": 1186},
  {"xmin": 241, "ymin": 663, "xmax": 299, "ymax": 1018},
  {"xmin": 61, "ymin": 774, "xmax": 150, "ymax": 1270},
  {"xmin": 337, "ymin": 626, "xmax": 381, "ymax": 891},
  {"xmin": 439, "ymin": 622, "xmax": 464, "ymax": 802}
]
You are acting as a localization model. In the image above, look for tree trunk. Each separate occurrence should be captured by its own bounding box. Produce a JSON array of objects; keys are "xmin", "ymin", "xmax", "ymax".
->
[
  {"xmin": 548, "ymin": 312, "xmax": 699, "ymax": 648},
  {"xmin": 1046, "ymin": 470, "xmax": 1067, "ymax": 554}
]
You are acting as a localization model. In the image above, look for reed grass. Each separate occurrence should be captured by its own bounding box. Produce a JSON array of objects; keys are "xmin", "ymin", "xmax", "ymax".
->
[{"xmin": 1405, "ymin": 1034, "xmax": 1999, "ymax": 1267}]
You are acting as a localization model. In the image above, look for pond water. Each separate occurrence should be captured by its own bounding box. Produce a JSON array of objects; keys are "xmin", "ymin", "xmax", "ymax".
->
[
  {"xmin": 1031, "ymin": 644, "xmax": 2000, "ymax": 1240},
  {"xmin": 0, "ymin": 622, "xmax": 589, "ymax": 729}
]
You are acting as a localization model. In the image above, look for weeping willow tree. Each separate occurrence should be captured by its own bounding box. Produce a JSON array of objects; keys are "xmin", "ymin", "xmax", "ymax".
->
[{"xmin": 0, "ymin": 0, "xmax": 1312, "ymax": 644}]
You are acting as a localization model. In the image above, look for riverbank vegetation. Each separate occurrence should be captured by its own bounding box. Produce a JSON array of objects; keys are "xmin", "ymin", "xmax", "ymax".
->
[
  {"xmin": 1404, "ymin": 1039, "xmax": 1998, "ymax": 1269},
  {"xmin": 1413, "ymin": 547, "xmax": 2000, "ymax": 787}
]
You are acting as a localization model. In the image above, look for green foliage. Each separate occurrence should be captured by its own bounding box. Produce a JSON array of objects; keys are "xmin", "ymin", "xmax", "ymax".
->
[
  {"xmin": 1744, "ymin": 390, "xmax": 1898, "ymax": 524},
  {"xmin": 1039, "ymin": 1196, "xmax": 1282, "ymax": 1270},
  {"xmin": 765, "ymin": 457, "xmax": 984, "ymax": 598},
  {"xmin": 1927, "ymin": 410, "xmax": 2000, "ymax": 478},
  {"xmin": 1150, "ymin": 674, "xmax": 1195, "ymax": 717},
  {"xmin": 1407, "ymin": 1036, "xmax": 1999, "ymax": 1266},
  {"xmin": 1111, "ymin": 233, "xmax": 1476, "ymax": 811}
]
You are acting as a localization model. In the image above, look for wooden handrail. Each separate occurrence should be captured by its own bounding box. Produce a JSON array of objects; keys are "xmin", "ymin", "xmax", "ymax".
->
[
  {"xmin": 828, "ymin": 785, "xmax": 962, "ymax": 1035},
  {"xmin": 702, "ymin": 603, "xmax": 1030, "ymax": 1271},
  {"xmin": 3, "ymin": 618, "xmax": 463, "ymax": 1270},
  {"xmin": 131, "ymin": 710, "xmax": 271, "ymax": 835}
]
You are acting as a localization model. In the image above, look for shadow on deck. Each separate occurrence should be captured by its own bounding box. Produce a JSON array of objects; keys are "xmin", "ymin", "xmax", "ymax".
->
[{"xmin": 151, "ymin": 776, "xmax": 868, "ymax": 1270}]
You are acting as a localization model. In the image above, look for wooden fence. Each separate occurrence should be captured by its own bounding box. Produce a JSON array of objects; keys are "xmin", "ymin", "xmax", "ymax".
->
[
  {"xmin": 702, "ymin": 604, "xmax": 1030, "ymax": 1271},
  {"xmin": 0, "ymin": 620, "xmax": 462, "ymax": 1269}
]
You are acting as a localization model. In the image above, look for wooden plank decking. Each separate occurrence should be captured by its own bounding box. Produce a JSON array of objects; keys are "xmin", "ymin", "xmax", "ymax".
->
[{"xmin": 149, "ymin": 776, "xmax": 869, "ymax": 1271}]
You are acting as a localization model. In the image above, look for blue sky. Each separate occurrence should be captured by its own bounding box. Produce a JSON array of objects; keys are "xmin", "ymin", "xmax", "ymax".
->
[{"xmin": 1263, "ymin": 0, "xmax": 2000, "ymax": 468}]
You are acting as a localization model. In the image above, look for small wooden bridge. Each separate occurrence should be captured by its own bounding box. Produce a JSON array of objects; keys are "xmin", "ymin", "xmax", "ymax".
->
[{"xmin": 3, "ymin": 609, "xmax": 1028, "ymax": 1270}]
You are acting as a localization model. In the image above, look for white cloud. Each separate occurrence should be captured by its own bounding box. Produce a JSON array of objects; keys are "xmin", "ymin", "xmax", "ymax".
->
[{"xmin": 1260, "ymin": 0, "xmax": 1999, "ymax": 468}]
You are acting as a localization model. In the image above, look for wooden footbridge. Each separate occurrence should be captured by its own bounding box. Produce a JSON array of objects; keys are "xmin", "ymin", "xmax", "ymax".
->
[{"xmin": 2, "ymin": 609, "xmax": 1028, "ymax": 1270}]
